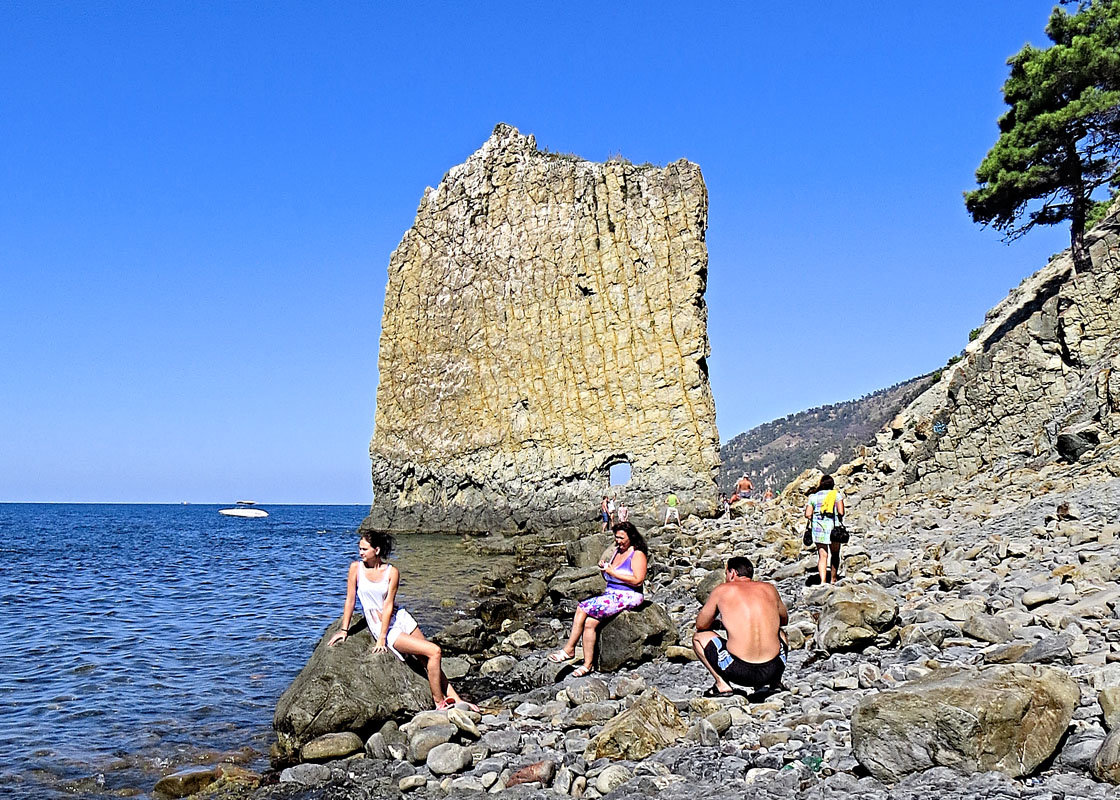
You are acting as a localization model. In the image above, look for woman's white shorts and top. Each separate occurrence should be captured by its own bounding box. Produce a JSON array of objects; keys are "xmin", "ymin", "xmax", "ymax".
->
[{"xmin": 356, "ymin": 564, "xmax": 418, "ymax": 661}]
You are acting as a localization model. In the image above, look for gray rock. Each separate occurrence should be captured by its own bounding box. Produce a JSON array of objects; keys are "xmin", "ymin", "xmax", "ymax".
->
[
  {"xmin": 398, "ymin": 774, "xmax": 426, "ymax": 792},
  {"xmin": 561, "ymin": 701, "xmax": 617, "ymax": 728},
  {"xmin": 408, "ymin": 723, "xmax": 457, "ymax": 764},
  {"xmin": 705, "ymin": 709, "xmax": 732, "ymax": 735},
  {"xmin": 278, "ymin": 763, "xmax": 331, "ymax": 787},
  {"xmin": 1092, "ymin": 729, "xmax": 1120, "ymax": 784},
  {"xmin": 1022, "ymin": 582, "xmax": 1061, "ymax": 608},
  {"xmin": 442, "ymin": 656, "xmax": 471, "ymax": 680},
  {"xmin": 549, "ymin": 567, "xmax": 607, "ymax": 600},
  {"xmin": 447, "ymin": 708, "xmax": 480, "ymax": 739},
  {"xmin": 686, "ymin": 718, "xmax": 720, "ymax": 746},
  {"xmin": 1019, "ymin": 634, "xmax": 1072, "ymax": 664},
  {"xmin": 479, "ymin": 728, "xmax": 521, "ymax": 753},
  {"xmin": 817, "ymin": 583, "xmax": 899, "ymax": 652},
  {"xmin": 851, "ymin": 664, "xmax": 1080, "ymax": 781},
  {"xmin": 426, "ymin": 742, "xmax": 473, "ymax": 775},
  {"xmin": 961, "ymin": 614, "xmax": 1012, "ymax": 644},
  {"xmin": 480, "ymin": 655, "xmax": 518, "ymax": 675},
  {"xmin": 1058, "ymin": 729, "xmax": 1106, "ymax": 771},
  {"xmin": 567, "ymin": 535, "xmax": 612, "ymax": 568},
  {"xmin": 567, "ymin": 677, "xmax": 610, "ymax": 706},
  {"xmin": 694, "ymin": 569, "xmax": 724, "ymax": 604},
  {"xmin": 613, "ymin": 673, "xmax": 647, "ymax": 698},
  {"xmin": 273, "ymin": 616, "xmax": 433, "ymax": 762},
  {"xmin": 299, "ymin": 731, "xmax": 363, "ymax": 761},
  {"xmin": 433, "ymin": 618, "xmax": 487, "ymax": 654},
  {"xmin": 595, "ymin": 764, "xmax": 632, "ymax": 794},
  {"xmin": 596, "ymin": 602, "xmax": 675, "ymax": 671},
  {"xmin": 1100, "ymin": 686, "xmax": 1120, "ymax": 730}
]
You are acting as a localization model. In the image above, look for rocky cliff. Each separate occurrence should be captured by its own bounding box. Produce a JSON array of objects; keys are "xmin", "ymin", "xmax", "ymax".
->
[
  {"xmin": 718, "ymin": 375, "xmax": 935, "ymax": 495},
  {"xmin": 366, "ymin": 125, "xmax": 720, "ymax": 534},
  {"xmin": 837, "ymin": 205, "xmax": 1120, "ymax": 504}
]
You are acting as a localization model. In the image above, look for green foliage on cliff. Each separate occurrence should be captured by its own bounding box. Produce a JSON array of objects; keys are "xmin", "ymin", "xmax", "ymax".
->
[{"xmin": 964, "ymin": 0, "xmax": 1120, "ymax": 272}]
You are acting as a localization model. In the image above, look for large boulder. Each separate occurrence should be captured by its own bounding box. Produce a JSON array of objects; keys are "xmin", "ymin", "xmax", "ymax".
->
[
  {"xmin": 548, "ymin": 567, "xmax": 607, "ymax": 601},
  {"xmin": 273, "ymin": 616, "xmax": 433, "ymax": 764},
  {"xmin": 567, "ymin": 534, "xmax": 612, "ymax": 568},
  {"xmin": 816, "ymin": 583, "xmax": 898, "ymax": 652},
  {"xmin": 851, "ymin": 664, "xmax": 1080, "ymax": 781},
  {"xmin": 585, "ymin": 688, "xmax": 688, "ymax": 760},
  {"xmin": 596, "ymin": 602, "xmax": 676, "ymax": 671}
]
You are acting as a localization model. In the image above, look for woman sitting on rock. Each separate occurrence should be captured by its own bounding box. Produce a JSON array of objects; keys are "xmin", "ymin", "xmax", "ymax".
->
[
  {"xmin": 328, "ymin": 530, "xmax": 473, "ymax": 710},
  {"xmin": 804, "ymin": 474, "xmax": 845, "ymax": 584},
  {"xmin": 548, "ymin": 521, "xmax": 648, "ymax": 677}
]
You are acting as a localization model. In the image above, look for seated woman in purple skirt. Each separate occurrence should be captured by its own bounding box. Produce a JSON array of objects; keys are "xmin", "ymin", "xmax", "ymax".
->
[{"xmin": 548, "ymin": 521, "xmax": 648, "ymax": 676}]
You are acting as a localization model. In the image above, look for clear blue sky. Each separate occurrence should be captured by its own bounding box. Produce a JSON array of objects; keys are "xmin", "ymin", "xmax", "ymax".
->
[{"xmin": 1, "ymin": 2, "xmax": 1072, "ymax": 503}]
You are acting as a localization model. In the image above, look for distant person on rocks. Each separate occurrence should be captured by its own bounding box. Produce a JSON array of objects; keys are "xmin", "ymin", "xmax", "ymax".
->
[
  {"xmin": 692, "ymin": 556, "xmax": 788, "ymax": 697},
  {"xmin": 718, "ymin": 493, "xmax": 731, "ymax": 516},
  {"xmin": 617, "ymin": 502, "xmax": 629, "ymax": 523},
  {"xmin": 664, "ymin": 493, "xmax": 680, "ymax": 525},
  {"xmin": 328, "ymin": 530, "xmax": 476, "ymax": 711},
  {"xmin": 548, "ymin": 521, "xmax": 648, "ymax": 677},
  {"xmin": 600, "ymin": 496, "xmax": 610, "ymax": 532},
  {"xmin": 735, "ymin": 473, "xmax": 754, "ymax": 499},
  {"xmin": 607, "ymin": 496, "xmax": 617, "ymax": 525},
  {"xmin": 762, "ymin": 487, "xmax": 774, "ymax": 502},
  {"xmin": 804, "ymin": 474, "xmax": 845, "ymax": 585}
]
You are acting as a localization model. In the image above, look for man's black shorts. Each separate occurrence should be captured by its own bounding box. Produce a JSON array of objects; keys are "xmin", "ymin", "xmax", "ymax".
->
[{"xmin": 704, "ymin": 636, "xmax": 785, "ymax": 688}]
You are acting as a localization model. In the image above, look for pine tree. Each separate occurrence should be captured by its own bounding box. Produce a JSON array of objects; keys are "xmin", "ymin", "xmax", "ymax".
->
[{"xmin": 965, "ymin": 0, "xmax": 1120, "ymax": 271}]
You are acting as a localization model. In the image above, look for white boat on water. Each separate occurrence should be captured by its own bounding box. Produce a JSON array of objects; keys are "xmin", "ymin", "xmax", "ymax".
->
[{"xmin": 219, "ymin": 501, "xmax": 269, "ymax": 518}]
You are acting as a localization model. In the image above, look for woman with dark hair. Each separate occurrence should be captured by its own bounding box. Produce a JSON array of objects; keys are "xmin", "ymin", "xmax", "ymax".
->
[
  {"xmin": 548, "ymin": 521, "xmax": 648, "ymax": 677},
  {"xmin": 804, "ymin": 474, "xmax": 845, "ymax": 584},
  {"xmin": 328, "ymin": 530, "xmax": 472, "ymax": 710}
]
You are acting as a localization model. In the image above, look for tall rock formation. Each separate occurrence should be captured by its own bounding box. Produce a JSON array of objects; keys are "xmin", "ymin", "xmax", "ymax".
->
[
  {"xmin": 841, "ymin": 205, "xmax": 1120, "ymax": 503},
  {"xmin": 366, "ymin": 125, "xmax": 720, "ymax": 534}
]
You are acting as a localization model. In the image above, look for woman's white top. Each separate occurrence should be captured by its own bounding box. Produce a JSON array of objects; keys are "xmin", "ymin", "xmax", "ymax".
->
[{"xmin": 355, "ymin": 563, "xmax": 417, "ymax": 660}]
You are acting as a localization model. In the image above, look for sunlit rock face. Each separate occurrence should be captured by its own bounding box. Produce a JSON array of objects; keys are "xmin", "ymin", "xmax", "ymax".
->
[
  {"xmin": 366, "ymin": 124, "xmax": 720, "ymax": 534},
  {"xmin": 840, "ymin": 205, "xmax": 1120, "ymax": 502}
]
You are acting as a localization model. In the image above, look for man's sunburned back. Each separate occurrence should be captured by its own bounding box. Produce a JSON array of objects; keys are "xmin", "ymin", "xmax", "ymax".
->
[{"xmin": 712, "ymin": 580, "xmax": 783, "ymax": 663}]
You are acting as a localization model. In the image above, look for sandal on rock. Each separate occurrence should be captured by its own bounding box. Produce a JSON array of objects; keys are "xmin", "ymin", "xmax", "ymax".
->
[
  {"xmin": 570, "ymin": 665, "xmax": 593, "ymax": 678},
  {"xmin": 547, "ymin": 650, "xmax": 574, "ymax": 663},
  {"xmin": 435, "ymin": 698, "xmax": 455, "ymax": 711},
  {"xmin": 702, "ymin": 685, "xmax": 735, "ymax": 698}
]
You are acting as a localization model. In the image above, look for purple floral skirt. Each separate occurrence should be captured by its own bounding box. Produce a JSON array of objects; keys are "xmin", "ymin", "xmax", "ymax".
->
[{"xmin": 578, "ymin": 589, "xmax": 644, "ymax": 620}]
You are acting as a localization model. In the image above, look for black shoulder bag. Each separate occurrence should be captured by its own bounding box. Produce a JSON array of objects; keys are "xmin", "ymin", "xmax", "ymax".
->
[{"xmin": 830, "ymin": 497, "xmax": 850, "ymax": 544}]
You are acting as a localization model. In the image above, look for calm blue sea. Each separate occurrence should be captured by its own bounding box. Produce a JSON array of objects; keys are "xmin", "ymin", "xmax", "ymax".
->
[{"xmin": 0, "ymin": 504, "xmax": 492, "ymax": 799}]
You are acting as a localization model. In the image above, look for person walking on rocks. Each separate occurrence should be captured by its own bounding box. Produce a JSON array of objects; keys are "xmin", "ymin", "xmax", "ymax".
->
[
  {"xmin": 548, "ymin": 521, "xmax": 648, "ymax": 677},
  {"xmin": 804, "ymin": 474, "xmax": 845, "ymax": 585},
  {"xmin": 328, "ymin": 530, "xmax": 474, "ymax": 711},
  {"xmin": 599, "ymin": 496, "xmax": 610, "ymax": 532},
  {"xmin": 664, "ymin": 493, "xmax": 680, "ymax": 525},
  {"xmin": 692, "ymin": 556, "xmax": 788, "ymax": 697}
]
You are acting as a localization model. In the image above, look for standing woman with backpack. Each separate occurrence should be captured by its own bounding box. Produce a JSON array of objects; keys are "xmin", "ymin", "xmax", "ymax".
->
[{"xmin": 804, "ymin": 474, "xmax": 845, "ymax": 584}]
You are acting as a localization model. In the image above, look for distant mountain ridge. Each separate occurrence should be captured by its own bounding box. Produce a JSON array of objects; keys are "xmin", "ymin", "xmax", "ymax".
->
[{"xmin": 718, "ymin": 375, "xmax": 937, "ymax": 494}]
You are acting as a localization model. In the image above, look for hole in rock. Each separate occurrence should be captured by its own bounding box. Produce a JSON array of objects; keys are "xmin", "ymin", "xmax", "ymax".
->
[{"xmin": 608, "ymin": 461, "xmax": 632, "ymax": 486}]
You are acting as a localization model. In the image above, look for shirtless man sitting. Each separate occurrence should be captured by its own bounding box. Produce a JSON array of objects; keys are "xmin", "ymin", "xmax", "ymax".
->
[{"xmin": 692, "ymin": 556, "xmax": 788, "ymax": 697}]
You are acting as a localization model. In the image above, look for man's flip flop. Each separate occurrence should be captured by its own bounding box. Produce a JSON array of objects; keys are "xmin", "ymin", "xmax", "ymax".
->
[
  {"xmin": 702, "ymin": 685, "xmax": 735, "ymax": 698},
  {"xmin": 547, "ymin": 650, "xmax": 573, "ymax": 663}
]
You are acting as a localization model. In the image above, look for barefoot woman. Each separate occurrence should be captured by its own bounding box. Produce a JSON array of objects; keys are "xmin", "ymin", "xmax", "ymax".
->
[
  {"xmin": 328, "ymin": 530, "xmax": 468, "ymax": 710},
  {"xmin": 548, "ymin": 522, "xmax": 648, "ymax": 677}
]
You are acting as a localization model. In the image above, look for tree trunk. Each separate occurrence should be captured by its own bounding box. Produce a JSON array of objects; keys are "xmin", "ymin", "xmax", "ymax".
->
[{"xmin": 1065, "ymin": 137, "xmax": 1091, "ymax": 274}]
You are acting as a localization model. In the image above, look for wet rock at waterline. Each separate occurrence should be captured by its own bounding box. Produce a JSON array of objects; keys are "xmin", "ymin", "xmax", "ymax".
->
[{"xmin": 272, "ymin": 616, "xmax": 432, "ymax": 764}]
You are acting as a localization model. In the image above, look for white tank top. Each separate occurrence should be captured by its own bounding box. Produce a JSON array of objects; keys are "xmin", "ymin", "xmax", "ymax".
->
[{"xmin": 356, "ymin": 564, "xmax": 400, "ymax": 630}]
